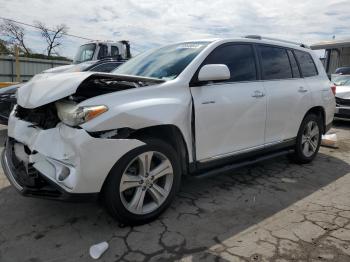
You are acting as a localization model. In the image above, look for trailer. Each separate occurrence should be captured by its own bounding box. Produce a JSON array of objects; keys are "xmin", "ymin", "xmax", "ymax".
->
[{"xmin": 311, "ymin": 39, "xmax": 350, "ymax": 76}]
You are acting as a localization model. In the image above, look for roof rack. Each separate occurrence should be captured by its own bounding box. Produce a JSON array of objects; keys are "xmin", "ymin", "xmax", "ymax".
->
[{"xmin": 244, "ymin": 35, "xmax": 310, "ymax": 49}]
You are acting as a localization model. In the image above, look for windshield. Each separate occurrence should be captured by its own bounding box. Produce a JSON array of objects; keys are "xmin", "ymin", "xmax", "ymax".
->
[
  {"xmin": 113, "ymin": 41, "xmax": 211, "ymax": 80},
  {"xmin": 331, "ymin": 74, "xmax": 350, "ymax": 86},
  {"xmin": 73, "ymin": 43, "xmax": 96, "ymax": 64}
]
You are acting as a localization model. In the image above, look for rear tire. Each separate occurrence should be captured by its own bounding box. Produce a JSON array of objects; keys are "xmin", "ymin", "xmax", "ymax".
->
[
  {"xmin": 291, "ymin": 113, "xmax": 322, "ymax": 164},
  {"xmin": 102, "ymin": 138, "xmax": 181, "ymax": 225}
]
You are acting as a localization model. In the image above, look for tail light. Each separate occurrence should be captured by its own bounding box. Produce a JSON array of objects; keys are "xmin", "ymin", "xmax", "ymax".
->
[{"xmin": 331, "ymin": 85, "xmax": 336, "ymax": 96}]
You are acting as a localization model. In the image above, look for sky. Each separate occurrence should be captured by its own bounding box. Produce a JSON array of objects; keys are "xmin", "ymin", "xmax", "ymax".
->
[{"xmin": 1, "ymin": 0, "xmax": 349, "ymax": 59}]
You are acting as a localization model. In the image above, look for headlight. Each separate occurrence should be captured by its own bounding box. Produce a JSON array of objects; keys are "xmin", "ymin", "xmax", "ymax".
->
[{"xmin": 56, "ymin": 101, "xmax": 108, "ymax": 126}]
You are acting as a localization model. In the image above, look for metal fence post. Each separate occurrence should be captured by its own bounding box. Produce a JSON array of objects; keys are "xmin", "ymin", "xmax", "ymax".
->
[
  {"xmin": 11, "ymin": 56, "xmax": 14, "ymax": 82},
  {"xmin": 15, "ymin": 46, "xmax": 20, "ymax": 82}
]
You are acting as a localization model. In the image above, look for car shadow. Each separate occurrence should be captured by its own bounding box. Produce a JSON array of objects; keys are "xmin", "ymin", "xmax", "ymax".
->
[
  {"xmin": 333, "ymin": 118, "xmax": 350, "ymax": 130},
  {"xmin": 0, "ymin": 145, "xmax": 349, "ymax": 261}
]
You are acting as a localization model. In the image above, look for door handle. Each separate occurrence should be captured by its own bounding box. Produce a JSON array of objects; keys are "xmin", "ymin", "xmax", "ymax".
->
[
  {"xmin": 298, "ymin": 86, "xmax": 308, "ymax": 93},
  {"xmin": 251, "ymin": 90, "xmax": 265, "ymax": 98}
]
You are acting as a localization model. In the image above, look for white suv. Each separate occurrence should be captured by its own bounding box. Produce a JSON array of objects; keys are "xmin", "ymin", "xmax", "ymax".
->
[{"xmin": 2, "ymin": 36, "xmax": 335, "ymax": 225}]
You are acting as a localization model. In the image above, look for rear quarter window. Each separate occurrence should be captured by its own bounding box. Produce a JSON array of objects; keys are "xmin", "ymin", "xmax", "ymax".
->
[
  {"xmin": 294, "ymin": 50, "xmax": 318, "ymax": 77},
  {"xmin": 287, "ymin": 50, "xmax": 301, "ymax": 78}
]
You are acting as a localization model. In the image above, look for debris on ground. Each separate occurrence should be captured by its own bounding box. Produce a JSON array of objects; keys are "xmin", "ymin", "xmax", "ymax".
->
[
  {"xmin": 321, "ymin": 133, "xmax": 338, "ymax": 148},
  {"xmin": 89, "ymin": 241, "xmax": 109, "ymax": 260}
]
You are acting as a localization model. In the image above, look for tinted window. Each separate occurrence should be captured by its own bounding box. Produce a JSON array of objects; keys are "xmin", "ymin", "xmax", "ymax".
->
[
  {"xmin": 98, "ymin": 44, "xmax": 108, "ymax": 59},
  {"xmin": 294, "ymin": 50, "xmax": 318, "ymax": 77},
  {"xmin": 203, "ymin": 44, "xmax": 257, "ymax": 82},
  {"xmin": 259, "ymin": 46, "xmax": 292, "ymax": 80},
  {"xmin": 111, "ymin": 46, "xmax": 119, "ymax": 57},
  {"xmin": 90, "ymin": 62, "xmax": 122, "ymax": 73},
  {"xmin": 287, "ymin": 50, "xmax": 300, "ymax": 78}
]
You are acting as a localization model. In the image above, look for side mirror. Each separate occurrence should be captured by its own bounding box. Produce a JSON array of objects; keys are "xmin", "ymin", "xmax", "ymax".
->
[{"xmin": 198, "ymin": 64, "xmax": 230, "ymax": 82}]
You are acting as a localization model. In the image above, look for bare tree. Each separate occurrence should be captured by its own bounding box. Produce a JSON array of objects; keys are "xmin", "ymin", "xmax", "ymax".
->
[
  {"xmin": 0, "ymin": 20, "xmax": 30, "ymax": 55},
  {"xmin": 35, "ymin": 21, "xmax": 68, "ymax": 57}
]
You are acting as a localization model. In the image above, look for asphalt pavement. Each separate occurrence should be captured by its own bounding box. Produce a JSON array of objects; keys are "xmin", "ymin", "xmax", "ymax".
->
[{"xmin": 0, "ymin": 121, "xmax": 350, "ymax": 262}]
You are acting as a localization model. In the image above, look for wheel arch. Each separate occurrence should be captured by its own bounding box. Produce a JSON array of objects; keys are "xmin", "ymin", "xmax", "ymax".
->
[
  {"xmin": 129, "ymin": 124, "xmax": 190, "ymax": 176},
  {"xmin": 303, "ymin": 106, "xmax": 326, "ymax": 134}
]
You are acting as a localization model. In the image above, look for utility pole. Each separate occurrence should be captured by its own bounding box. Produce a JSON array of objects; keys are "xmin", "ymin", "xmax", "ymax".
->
[{"xmin": 15, "ymin": 45, "xmax": 20, "ymax": 82}]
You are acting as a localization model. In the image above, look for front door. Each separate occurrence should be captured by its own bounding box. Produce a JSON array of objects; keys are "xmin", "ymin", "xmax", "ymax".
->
[{"xmin": 191, "ymin": 44, "xmax": 267, "ymax": 162}]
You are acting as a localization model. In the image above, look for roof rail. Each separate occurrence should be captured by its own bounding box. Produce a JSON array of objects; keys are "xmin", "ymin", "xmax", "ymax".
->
[{"xmin": 244, "ymin": 35, "xmax": 310, "ymax": 49}]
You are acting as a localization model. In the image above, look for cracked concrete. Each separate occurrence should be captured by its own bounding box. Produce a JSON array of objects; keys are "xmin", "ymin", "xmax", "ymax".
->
[{"xmin": 0, "ymin": 121, "xmax": 350, "ymax": 262}]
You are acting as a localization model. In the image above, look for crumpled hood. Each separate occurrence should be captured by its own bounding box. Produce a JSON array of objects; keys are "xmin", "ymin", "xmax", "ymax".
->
[
  {"xmin": 335, "ymin": 85, "xmax": 350, "ymax": 100},
  {"xmin": 17, "ymin": 72, "xmax": 165, "ymax": 109},
  {"xmin": 17, "ymin": 72, "xmax": 95, "ymax": 108}
]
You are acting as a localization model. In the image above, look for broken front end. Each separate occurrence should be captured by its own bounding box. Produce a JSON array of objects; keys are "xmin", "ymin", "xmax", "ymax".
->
[{"xmin": 1, "ymin": 73, "xmax": 164, "ymax": 200}]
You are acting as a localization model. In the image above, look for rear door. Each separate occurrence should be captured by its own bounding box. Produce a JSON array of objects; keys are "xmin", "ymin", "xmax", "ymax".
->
[
  {"xmin": 191, "ymin": 43, "xmax": 267, "ymax": 161},
  {"xmin": 258, "ymin": 45, "xmax": 312, "ymax": 144}
]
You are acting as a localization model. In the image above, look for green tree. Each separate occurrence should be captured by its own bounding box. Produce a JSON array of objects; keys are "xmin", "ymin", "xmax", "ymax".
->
[{"xmin": 0, "ymin": 39, "xmax": 10, "ymax": 54}]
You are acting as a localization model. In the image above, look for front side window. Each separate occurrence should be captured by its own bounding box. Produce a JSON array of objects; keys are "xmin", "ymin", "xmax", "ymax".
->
[
  {"xmin": 294, "ymin": 50, "xmax": 318, "ymax": 77},
  {"xmin": 259, "ymin": 46, "xmax": 292, "ymax": 80},
  {"xmin": 73, "ymin": 44, "xmax": 96, "ymax": 64},
  {"xmin": 113, "ymin": 41, "xmax": 210, "ymax": 80},
  {"xmin": 202, "ymin": 44, "xmax": 257, "ymax": 82}
]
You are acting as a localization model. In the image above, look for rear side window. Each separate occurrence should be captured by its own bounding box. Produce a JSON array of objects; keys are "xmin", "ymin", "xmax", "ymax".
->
[
  {"xmin": 258, "ymin": 46, "xmax": 292, "ymax": 80},
  {"xmin": 98, "ymin": 44, "xmax": 108, "ymax": 59},
  {"xmin": 294, "ymin": 50, "xmax": 318, "ymax": 77},
  {"xmin": 111, "ymin": 46, "xmax": 119, "ymax": 57},
  {"xmin": 203, "ymin": 44, "xmax": 257, "ymax": 82},
  {"xmin": 287, "ymin": 50, "xmax": 301, "ymax": 78}
]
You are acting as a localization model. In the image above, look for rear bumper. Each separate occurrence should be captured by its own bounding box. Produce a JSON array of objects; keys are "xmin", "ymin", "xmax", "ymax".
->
[
  {"xmin": 335, "ymin": 106, "xmax": 350, "ymax": 119},
  {"xmin": 1, "ymin": 139, "xmax": 98, "ymax": 201}
]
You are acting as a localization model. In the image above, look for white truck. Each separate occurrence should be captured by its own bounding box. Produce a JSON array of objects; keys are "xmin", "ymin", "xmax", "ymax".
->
[
  {"xmin": 73, "ymin": 40, "xmax": 131, "ymax": 64},
  {"xmin": 41, "ymin": 40, "xmax": 131, "ymax": 74}
]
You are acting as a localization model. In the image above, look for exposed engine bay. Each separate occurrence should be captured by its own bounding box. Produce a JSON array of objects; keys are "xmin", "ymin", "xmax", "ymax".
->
[
  {"xmin": 15, "ymin": 104, "xmax": 60, "ymax": 129},
  {"xmin": 14, "ymin": 73, "xmax": 164, "ymax": 129},
  {"xmin": 69, "ymin": 74, "xmax": 164, "ymax": 102}
]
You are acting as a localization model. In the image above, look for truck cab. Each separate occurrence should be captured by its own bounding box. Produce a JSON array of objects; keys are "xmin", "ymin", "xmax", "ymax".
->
[{"xmin": 73, "ymin": 40, "xmax": 131, "ymax": 64}]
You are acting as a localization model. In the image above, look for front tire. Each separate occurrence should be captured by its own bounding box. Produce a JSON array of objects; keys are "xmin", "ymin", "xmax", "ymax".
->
[
  {"xmin": 291, "ymin": 113, "xmax": 322, "ymax": 164},
  {"xmin": 103, "ymin": 139, "xmax": 181, "ymax": 225}
]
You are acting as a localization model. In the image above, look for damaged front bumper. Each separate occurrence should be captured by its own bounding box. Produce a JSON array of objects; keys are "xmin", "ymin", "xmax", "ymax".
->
[
  {"xmin": 2, "ymin": 114, "xmax": 144, "ymax": 200},
  {"xmin": 1, "ymin": 140, "xmax": 98, "ymax": 201}
]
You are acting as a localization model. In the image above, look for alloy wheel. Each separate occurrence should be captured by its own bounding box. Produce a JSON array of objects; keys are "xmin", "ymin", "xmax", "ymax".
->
[
  {"xmin": 119, "ymin": 151, "xmax": 174, "ymax": 215},
  {"xmin": 301, "ymin": 120, "xmax": 320, "ymax": 158}
]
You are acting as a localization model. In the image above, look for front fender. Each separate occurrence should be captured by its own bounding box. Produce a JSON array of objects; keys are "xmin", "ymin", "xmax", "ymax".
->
[{"xmin": 79, "ymin": 83, "xmax": 194, "ymax": 161}]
